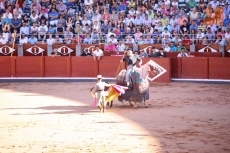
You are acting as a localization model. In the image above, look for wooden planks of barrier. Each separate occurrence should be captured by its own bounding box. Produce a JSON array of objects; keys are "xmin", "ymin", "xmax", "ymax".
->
[
  {"xmin": 98, "ymin": 56, "xmax": 121, "ymax": 78},
  {"xmin": 15, "ymin": 57, "xmax": 43, "ymax": 77},
  {"xmin": 209, "ymin": 57, "xmax": 230, "ymax": 79},
  {"xmin": 181, "ymin": 57, "xmax": 209, "ymax": 79},
  {"xmin": 171, "ymin": 57, "xmax": 182, "ymax": 78},
  {"xmin": 0, "ymin": 57, "xmax": 12, "ymax": 77},
  {"xmin": 44, "ymin": 57, "xmax": 70, "ymax": 77},
  {"xmin": 71, "ymin": 57, "xmax": 97, "ymax": 77}
]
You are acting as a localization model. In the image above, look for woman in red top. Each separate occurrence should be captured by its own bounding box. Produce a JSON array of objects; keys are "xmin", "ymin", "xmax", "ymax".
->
[
  {"xmin": 101, "ymin": 9, "xmax": 110, "ymax": 21},
  {"xmin": 182, "ymin": 35, "xmax": 192, "ymax": 45}
]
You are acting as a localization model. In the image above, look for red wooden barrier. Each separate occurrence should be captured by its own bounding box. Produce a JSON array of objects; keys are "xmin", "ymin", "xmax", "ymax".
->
[
  {"xmin": 142, "ymin": 58, "xmax": 171, "ymax": 83},
  {"xmin": 98, "ymin": 56, "xmax": 121, "ymax": 77},
  {"xmin": 181, "ymin": 57, "xmax": 209, "ymax": 79},
  {"xmin": 23, "ymin": 44, "xmax": 47, "ymax": 56},
  {"xmin": 171, "ymin": 57, "xmax": 182, "ymax": 78},
  {"xmin": 15, "ymin": 57, "xmax": 43, "ymax": 77},
  {"xmin": 44, "ymin": 57, "xmax": 69, "ymax": 77},
  {"xmin": 71, "ymin": 57, "xmax": 97, "ymax": 77},
  {"xmin": 0, "ymin": 57, "xmax": 12, "ymax": 77},
  {"xmin": 191, "ymin": 52, "xmax": 222, "ymax": 57},
  {"xmin": 209, "ymin": 58, "xmax": 230, "ymax": 79},
  {"xmin": 225, "ymin": 45, "xmax": 230, "ymax": 57}
]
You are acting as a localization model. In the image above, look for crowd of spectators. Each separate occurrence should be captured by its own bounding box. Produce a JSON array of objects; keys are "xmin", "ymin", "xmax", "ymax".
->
[{"xmin": 0, "ymin": 0, "xmax": 230, "ymax": 54}]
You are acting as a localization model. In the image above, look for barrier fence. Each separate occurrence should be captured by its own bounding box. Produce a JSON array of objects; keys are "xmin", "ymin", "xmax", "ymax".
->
[{"xmin": 0, "ymin": 56, "xmax": 230, "ymax": 82}]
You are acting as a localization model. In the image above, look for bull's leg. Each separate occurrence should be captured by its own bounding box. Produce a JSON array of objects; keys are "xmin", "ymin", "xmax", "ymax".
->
[
  {"xmin": 110, "ymin": 101, "xmax": 113, "ymax": 107},
  {"xmin": 133, "ymin": 102, "xmax": 137, "ymax": 109},
  {"xmin": 129, "ymin": 101, "xmax": 134, "ymax": 106},
  {"xmin": 144, "ymin": 101, "xmax": 149, "ymax": 108},
  {"xmin": 122, "ymin": 101, "xmax": 124, "ymax": 107}
]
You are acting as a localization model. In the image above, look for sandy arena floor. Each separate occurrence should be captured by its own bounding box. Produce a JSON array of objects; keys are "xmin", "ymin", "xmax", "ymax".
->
[{"xmin": 0, "ymin": 82, "xmax": 230, "ymax": 153}]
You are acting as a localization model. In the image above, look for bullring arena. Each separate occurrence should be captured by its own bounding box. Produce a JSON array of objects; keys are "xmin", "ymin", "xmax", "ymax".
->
[
  {"xmin": 1, "ymin": 0, "xmax": 230, "ymax": 152},
  {"xmin": 0, "ymin": 81, "xmax": 230, "ymax": 153}
]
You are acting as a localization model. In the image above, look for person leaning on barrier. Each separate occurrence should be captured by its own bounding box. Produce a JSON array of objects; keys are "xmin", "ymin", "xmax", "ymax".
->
[
  {"xmin": 93, "ymin": 45, "xmax": 103, "ymax": 60},
  {"xmin": 156, "ymin": 48, "xmax": 166, "ymax": 58},
  {"xmin": 177, "ymin": 48, "xmax": 189, "ymax": 57},
  {"xmin": 81, "ymin": 48, "xmax": 92, "ymax": 56},
  {"xmin": 50, "ymin": 48, "xmax": 61, "ymax": 57}
]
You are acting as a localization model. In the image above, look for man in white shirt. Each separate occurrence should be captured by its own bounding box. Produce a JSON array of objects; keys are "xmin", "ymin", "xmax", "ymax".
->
[
  {"xmin": 107, "ymin": 35, "xmax": 118, "ymax": 44},
  {"xmin": 20, "ymin": 22, "xmax": 30, "ymax": 35},
  {"xmin": 177, "ymin": 48, "xmax": 189, "ymax": 57},
  {"xmin": 134, "ymin": 13, "xmax": 143, "ymax": 26},
  {"xmin": 3, "ymin": 9, "xmax": 13, "ymax": 19},
  {"xmin": 84, "ymin": 0, "xmax": 93, "ymax": 6},
  {"xmin": 124, "ymin": 14, "xmax": 135, "ymax": 26},
  {"xmin": 93, "ymin": 45, "xmax": 103, "ymax": 60},
  {"xmin": 38, "ymin": 23, "xmax": 48, "ymax": 41},
  {"xmin": 46, "ymin": 34, "xmax": 55, "ymax": 45},
  {"xmin": 0, "ymin": 34, "xmax": 8, "ymax": 44},
  {"xmin": 142, "ymin": 14, "xmax": 152, "ymax": 26},
  {"xmin": 208, "ymin": 0, "xmax": 219, "ymax": 9}
]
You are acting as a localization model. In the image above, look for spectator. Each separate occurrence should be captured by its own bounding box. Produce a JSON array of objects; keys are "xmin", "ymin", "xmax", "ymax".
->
[
  {"xmin": 38, "ymin": 22, "xmax": 48, "ymax": 41},
  {"xmin": 83, "ymin": 34, "xmax": 93, "ymax": 44},
  {"xmin": 0, "ymin": 34, "xmax": 8, "ymax": 44},
  {"xmin": 177, "ymin": 14, "xmax": 188, "ymax": 26},
  {"xmin": 46, "ymin": 34, "xmax": 55, "ymax": 45},
  {"xmin": 50, "ymin": 48, "xmax": 61, "ymax": 57},
  {"xmin": 144, "ymin": 35, "xmax": 153, "ymax": 44},
  {"xmin": 177, "ymin": 48, "xmax": 189, "ymax": 57},
  {"xmin": 28, "ymin": 34, "xmax": 38, "ymax": 44},
  {"xmin": 164, "ymin": 43, "xmax": 171, "ymax": 52},
  {"xmin": 116, "ymin": 40, "xmax": 126, "ymax": 52},
  {"xmin": 107, "ymin": 35, "xmax": 118, "ymax": 44},
  {"xmin": 105, "ymin": 41, "xmax": 116, "ymax": 52},
  {"xmin": 223, "ymin": 15, "xmax": 230, "ymax": 27},
  {"xmin": 49, "ymin": 8, "xmax": 59, "ymax": 26},
  {"xmin": 57, "ymin": 1, "xmax": 67, "ymax": 13},
  {"xmin": 225, "ymin": 28, "xmax": 230, "ymax": 44},
  {"xmin": 19, "ymin": 33, "xmax": 28, "ymax": 44},
  {"xmin": 10, "ymin": 15, "xmax": 21, "ymax": 33},
  {"xmin": 148, "ymin": 47, "xmax": 158, "ymax": 57},
  {"xmin": 196, "ymin": 29, "xmax": 205, "ymax": 44},
  {"xmin": 182, "ymin": 35, "xmax": 192, "ymax": 45},
  {"xmin": 93, "ymin": 45, "xmax": 103, "ymax": 60},
  {"xmin": 64, "ymin": 27, "xmax": 73, "ymax": 39},
  {"xmin": 189, "ymin": 20, "xmax": 198, "ymax": 33},
  {"xmin": 177, "ymin": 42, "xmax": 188, "ymax": 52},
  {"xmin": 20, "ymin": 22, "xmax": 29, "ymax": 35},
  {"xmin": 56, "ymin": 23, "xmax": 65, "ymax": 38},
  {"xmin": 54, "ymin": 35, "xmax": 63, "ymax": 44},
  {"xmin": 205, "ymin": 27, "xmax": 215, "ymax": 43},
  {"xmin": 125, "ymin": 35, "xmax": 135, "ymax": 44},
  {"xmin": 30, "ymin": 11, "xmax": 39, "ymax": 24},
  {"xmin": 156, "ymin": 48, "xmax": 166, "ymax": 58},
  {"xmin": 169, "ymin": 42, "xmax": 178, "ymax": 52},
  {"xmin": 139, "ymin": 50, "xmax": 148, "ymax": 58},
  {"xmin": 180, "ymin": 20, "xmax": 189, "ymax": 35},
  {"xmin": 81, "ymin": 48, "xmax": 92, "ymax": 56},
  {"xmin": 215, "ymin": 36, "xmax": 226, "ymax": 46},
  {"xmin": 188, "ymin": 0, "xmax": 197, "ymax": 9}
]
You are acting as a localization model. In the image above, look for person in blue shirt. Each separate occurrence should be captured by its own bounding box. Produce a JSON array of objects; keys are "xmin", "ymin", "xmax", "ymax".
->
[
  {"xmin": 189, "ymin": 20, "xmax": 198, "ymax": 33},
  {"xmin": 169, "ymin": 42, "xmax": 178, "ymax": 52},
  {"xmin": 83, "ymin": 34, "xmax": 93, "ymax": 44},
  {"xmin": 48, "ymin": 8, "xmax": 59, "ymax": 26},
  {"xmin": 223, "ymin": 15, "xmax": 230, "ymax": 27},
  {"xmin": 28, "ymin": 34, "xmax": 38, "ymax": 44},
  {"xmin": 117, "ymin": 2, "xmax": 126, "ymax": 13}
]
